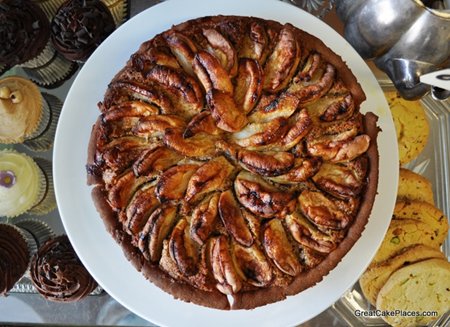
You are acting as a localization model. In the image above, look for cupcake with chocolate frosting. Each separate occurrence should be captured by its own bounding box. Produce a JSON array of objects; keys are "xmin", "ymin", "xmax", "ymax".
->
[
  {"xmin": 51, "ymin": 0, "xmax": 116, "ymax": 62},
  {"xmin": 0, "ymin": 223, "xmax": 36, "ymax": 296},
  {"xmin": 30, "ymin": 235, "xmax": 98, "ymax": 302},
  {"xmin": 0, "ymin": 0, "xmax": 50, "ymax": 68}
]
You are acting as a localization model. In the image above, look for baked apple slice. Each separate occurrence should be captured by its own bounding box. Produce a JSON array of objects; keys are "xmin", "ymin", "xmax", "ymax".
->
[
  {"xmin": 262, "ymin": 218, "xmax": 302, "ymax": 276},
  {"xmin": 156, "ymin": 164, "xmax": 200, "ymax": 202}
]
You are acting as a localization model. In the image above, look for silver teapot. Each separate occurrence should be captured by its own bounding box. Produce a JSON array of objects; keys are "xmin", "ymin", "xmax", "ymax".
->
[{"xmin": 336, "ymin": 0, "xmax": 450, "ymax": 100}]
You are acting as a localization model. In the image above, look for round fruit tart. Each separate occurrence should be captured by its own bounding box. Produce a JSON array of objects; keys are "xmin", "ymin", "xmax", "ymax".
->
[{"xmin": 86, "ymin": 15, "xmax": 379, "ymax": 310}]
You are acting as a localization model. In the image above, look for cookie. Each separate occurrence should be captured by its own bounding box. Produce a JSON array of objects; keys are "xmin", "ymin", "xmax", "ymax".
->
[
  {"xmin": 376, "ymin": 258, "xmax": 450, "ymax": 327},
  {"xmin": 393, "ymin": 200, "xmax": 449, "ymax": 246},
  {"xmin": 397, "ymin": 168, "xmax": 434, "ymax": 204},
  {"xmin": 371, "ymin": 219, "xmax": 440, "ymax": 264},
  {"xmin": 359, "ymin": 244, "xmax": 445, "ymax": 306},
  {"xmin": 385, "ymin": 91, "xmax": 429, "ymax": 165}
]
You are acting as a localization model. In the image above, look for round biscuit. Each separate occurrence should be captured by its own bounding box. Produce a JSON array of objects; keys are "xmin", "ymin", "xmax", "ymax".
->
[{"xmin": 376, "ymin": 258, "xmax": 450, "ymax": 327}]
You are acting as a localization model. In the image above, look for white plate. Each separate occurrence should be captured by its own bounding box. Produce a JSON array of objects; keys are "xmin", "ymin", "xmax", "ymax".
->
[{"xmin": 53, "ymin": 0, "xmax": 398, "ymax": 326}]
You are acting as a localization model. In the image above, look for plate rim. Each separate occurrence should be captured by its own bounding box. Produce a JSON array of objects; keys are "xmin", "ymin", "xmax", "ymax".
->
[{"xmin": 53, "ymin": 0, "xmax": 399, "ymax": 326}]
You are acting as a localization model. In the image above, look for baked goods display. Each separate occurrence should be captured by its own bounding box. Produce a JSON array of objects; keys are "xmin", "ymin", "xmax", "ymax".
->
[
  {"xmin": 359, "ymin": 167, "xmax": 450, "ymax": 326},
  {"xmin": 87, "ymin": 15, "xmax": 380, "ymax": 310},
  {"xmin": 30, "ymin": 235, "xmax": 98, "ymax": 302},
  {"xmin": 385, "ymin": 90, "xmax": 429, "ymax": 165}
]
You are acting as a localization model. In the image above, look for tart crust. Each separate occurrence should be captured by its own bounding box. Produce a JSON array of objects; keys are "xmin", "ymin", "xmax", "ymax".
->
[{"xmin": 87, "ymin": 15, "xmax": 379, "ymax": 310}]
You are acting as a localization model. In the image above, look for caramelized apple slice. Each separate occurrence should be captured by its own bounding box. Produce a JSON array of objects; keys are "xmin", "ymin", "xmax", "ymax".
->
[
  {"xmin": 232, "ymin": 241, "xmax": 273, "ymax": 287},
  {"xmin": 267, "ymin": 157, "xmax": 322, "ymax": 184},
  {"xmin": 239, "ymin": 21, "xmax": 269, "ymax": 63},
  {"xmin": 139, "ymin": 204, "xmax": 178, "ymax": 262},
  {"xmin": 183, "ymin": 111, "xmax": 222, "ymax": 137},
  {"xmin": 305, "ymin": 81, "xmax": 355, "ymax": 123},
  {"xmin": 236, "ymin": 148, "xmax": 295, "ymax": 177},
  {"xmin": 156, "ymin": 164, "xmax": 200, "ymax": 202},
  {"xmin": 107, "ymin": 171, "xmax": 148, "ymax": 213},
  {"xmin": 285, "ymin": 210, "xmax": 337, "ymax": 254},
  {"xmin": 306, "ymin": 115, "xmax": 370, "ymax": 162},
  {"xmin": 231, "ymin": 117, "xmax": 288, "ymax": 150},
  {"xmin": 273, "ymin": 108, "xmax": 312, "ymax": 151},
  {"xmin": 312, "ymin": 159, "xmax": 367, "ymax": 199},
  {"xmin": 169, "ymin": 218, "xmax": 199, "ymax": 276},
  {"xmin": 234, "ymin": 58, "xmax": 263, "ymax": 114},
  {"xmin": 105, "ymin": 81, "xmax": 174, "ymax": 114},
  {"xmin": 145, "ymin": 65, "xmax": 204, "ymax": 118},
  {"xmin": 132, "ymin": 146, "xmax": 183, "ymax": 177},
  {"xmin": 165, "ymin": 31, "xmax": 198, "ymax": 76},
  {"xmin": 132, "ymin": 114, "xmax": 186, "ymax": 139},
  {"xmin": 101, "ymin": 136, "xmax": 150, "ymax": 172},
  {"xmin": 184, "ymin": 156, "xmax": 235, "ymax": 204},
  {"xmin": 234, "ymin": 171, "xmax": 296, "ymax": 218},
  {"xmin": 190, "ymin": 193, "xmax": 220, "ymax": 245},
  {"xmin": 102, "ymin": 101, "xmax": 159, "ymax": 137},
  {"xmin": 248, "ymin": 93, "xmax": 300, "ymax": 123},
  {"xmin": 298, "ymin": 189, "xmax": 352, "ymax": 230},
  {"xmin": 263, "ymin": 24, "xmax": 301, "ymax": 93},
  {"xmin": 206, "ymin": 90, "xmax": 248, "ymax": 132},
  {"xmin": 163, "ymin": 129, "xmax": 218, "ymax": 159},
  {"xmin": 202, "ymin": 28, "xmax": 237, "ymax": 77},
  {"xmin": 210, "ymin": 235, "xmax": 242, "ymax": 294},
  {"xmin": 218, "ymin": 190, "xmax": 253, "ymax": 247},
  {"xmin": 262, "ymin": 219, "xmax": 301, "ymax": 276},
  {"xmin": 125, "ymin": 183, "xmax": 159, "ymax": 237},
  {"xmin": 131, "ymin": 45, "xmax": 181, "ymax": 72},
  {"xmin": 193, "ymin": 50, "xmax": 233, "ymax": 94},
  {"xmin": 287, "ymin": 53, "xmax": 336, "ymax": 104}
]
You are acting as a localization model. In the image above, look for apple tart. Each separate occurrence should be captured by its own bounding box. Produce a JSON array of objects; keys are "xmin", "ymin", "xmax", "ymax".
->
[{"xmin": 87, "ymin": 15, "xmax": 379, "ymax": 310}]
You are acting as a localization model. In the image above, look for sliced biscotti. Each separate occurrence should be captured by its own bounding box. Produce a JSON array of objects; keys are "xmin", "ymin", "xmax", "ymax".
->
[
  {"xmin": 359, "ymin": 244, "xmax": 445, "ymax": 306},
  {"xmin": 376, "ymin": 258, "xmax": 450, "ymax": 327},
  {"xmin": 397, "ymin": 168, "xmax": 434, "ymax": 204},
  {"xmin": 371, "ymin": 219, "xmax": 441, "ymax": 264},
  {"xmin": 385, "ymin": 91, "xmax": 429, "ymax": 165},
  {"xmin": 393, "ymin": 200, "xmax": 449, "ymax": 246}
]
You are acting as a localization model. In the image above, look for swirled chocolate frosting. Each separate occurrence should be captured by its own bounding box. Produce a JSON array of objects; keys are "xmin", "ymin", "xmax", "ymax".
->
[
  {"xmin": 0, "ymin": 0, "xmax": 50, "ymax": 67},
  {"xmin": 30, "ymin": 235, "xmax": 98, "ymax": 302},
  {"xmin": 51, "ymin": 0, "xmax": 116, "ymax": 62},
  {"xmin": 0, "ymin": 224, "xmax": 29, "ymax": 295}
]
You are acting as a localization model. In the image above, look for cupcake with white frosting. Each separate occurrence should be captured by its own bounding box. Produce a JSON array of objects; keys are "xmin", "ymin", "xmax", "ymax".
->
[{"xmin": 0, "ymin": 150, "xmax": 54, "ymax": 218}]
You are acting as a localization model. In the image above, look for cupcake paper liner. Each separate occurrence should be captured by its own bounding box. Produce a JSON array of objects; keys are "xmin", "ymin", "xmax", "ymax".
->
[
  {"xmin": 13, "ymin": 218, "xmax": 55, "ymax": 248},
  {"xmin": 32, "ymin": 0, "xmax": 67, "ymax": 20},
  {"xmin": 19, "ymin": 41, "xmax": 56, "ymax": 70},
  {"xmin": 23, "ymin": 93, "xmax": 62, "ymax": 152},
  {"xmin": 101, "ymin": 0, "xmax": 129, "ymax": 27},
  {"xmin": 21, "ymin": 49, "xmax": 78, "ymax": 89},
  {"xmin": 29, "ymin": 157, "xmax": 56, "ymax": 216}
]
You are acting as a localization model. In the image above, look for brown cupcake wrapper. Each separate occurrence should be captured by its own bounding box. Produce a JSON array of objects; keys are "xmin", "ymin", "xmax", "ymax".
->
[
  {"xmin": 21, "ymin": 50, "xmax": 78, "ymax": 89},
  {"xmin": 101, "ymin": 0, "xmax": 129, "ymax": 26},
  {"xmin": 23, "ymin": 93, "xmax": 62, "ymax": 152},
  {"xmin": 33, "ymin": 0, "xmax": 67, "ymax": 20},
  {"xmin": 28, "ymin": 157, "xmax": 56, "ymax": 216},
  {"xmin": 19, "ymin": 40, "xmax": 56, "ymax": 70},
  {"xmin": 13, "ymin": 218, "xmax": 56, "ymax": 247},
  {"xmin": 26, "ymin": 92, "xmax": 52, "ymax": 140}
]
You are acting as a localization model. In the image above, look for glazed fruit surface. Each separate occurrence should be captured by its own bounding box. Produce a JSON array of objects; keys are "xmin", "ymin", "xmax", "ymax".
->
[{"xmin": 87, "ymin": 15, "xmax": 378, "ymax": 309}]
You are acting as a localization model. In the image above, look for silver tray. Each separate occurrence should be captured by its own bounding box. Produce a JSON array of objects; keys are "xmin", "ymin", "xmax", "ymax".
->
[{"xmin": 331, "ymin": 83, "xmax": 450, "ymax": 327}]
